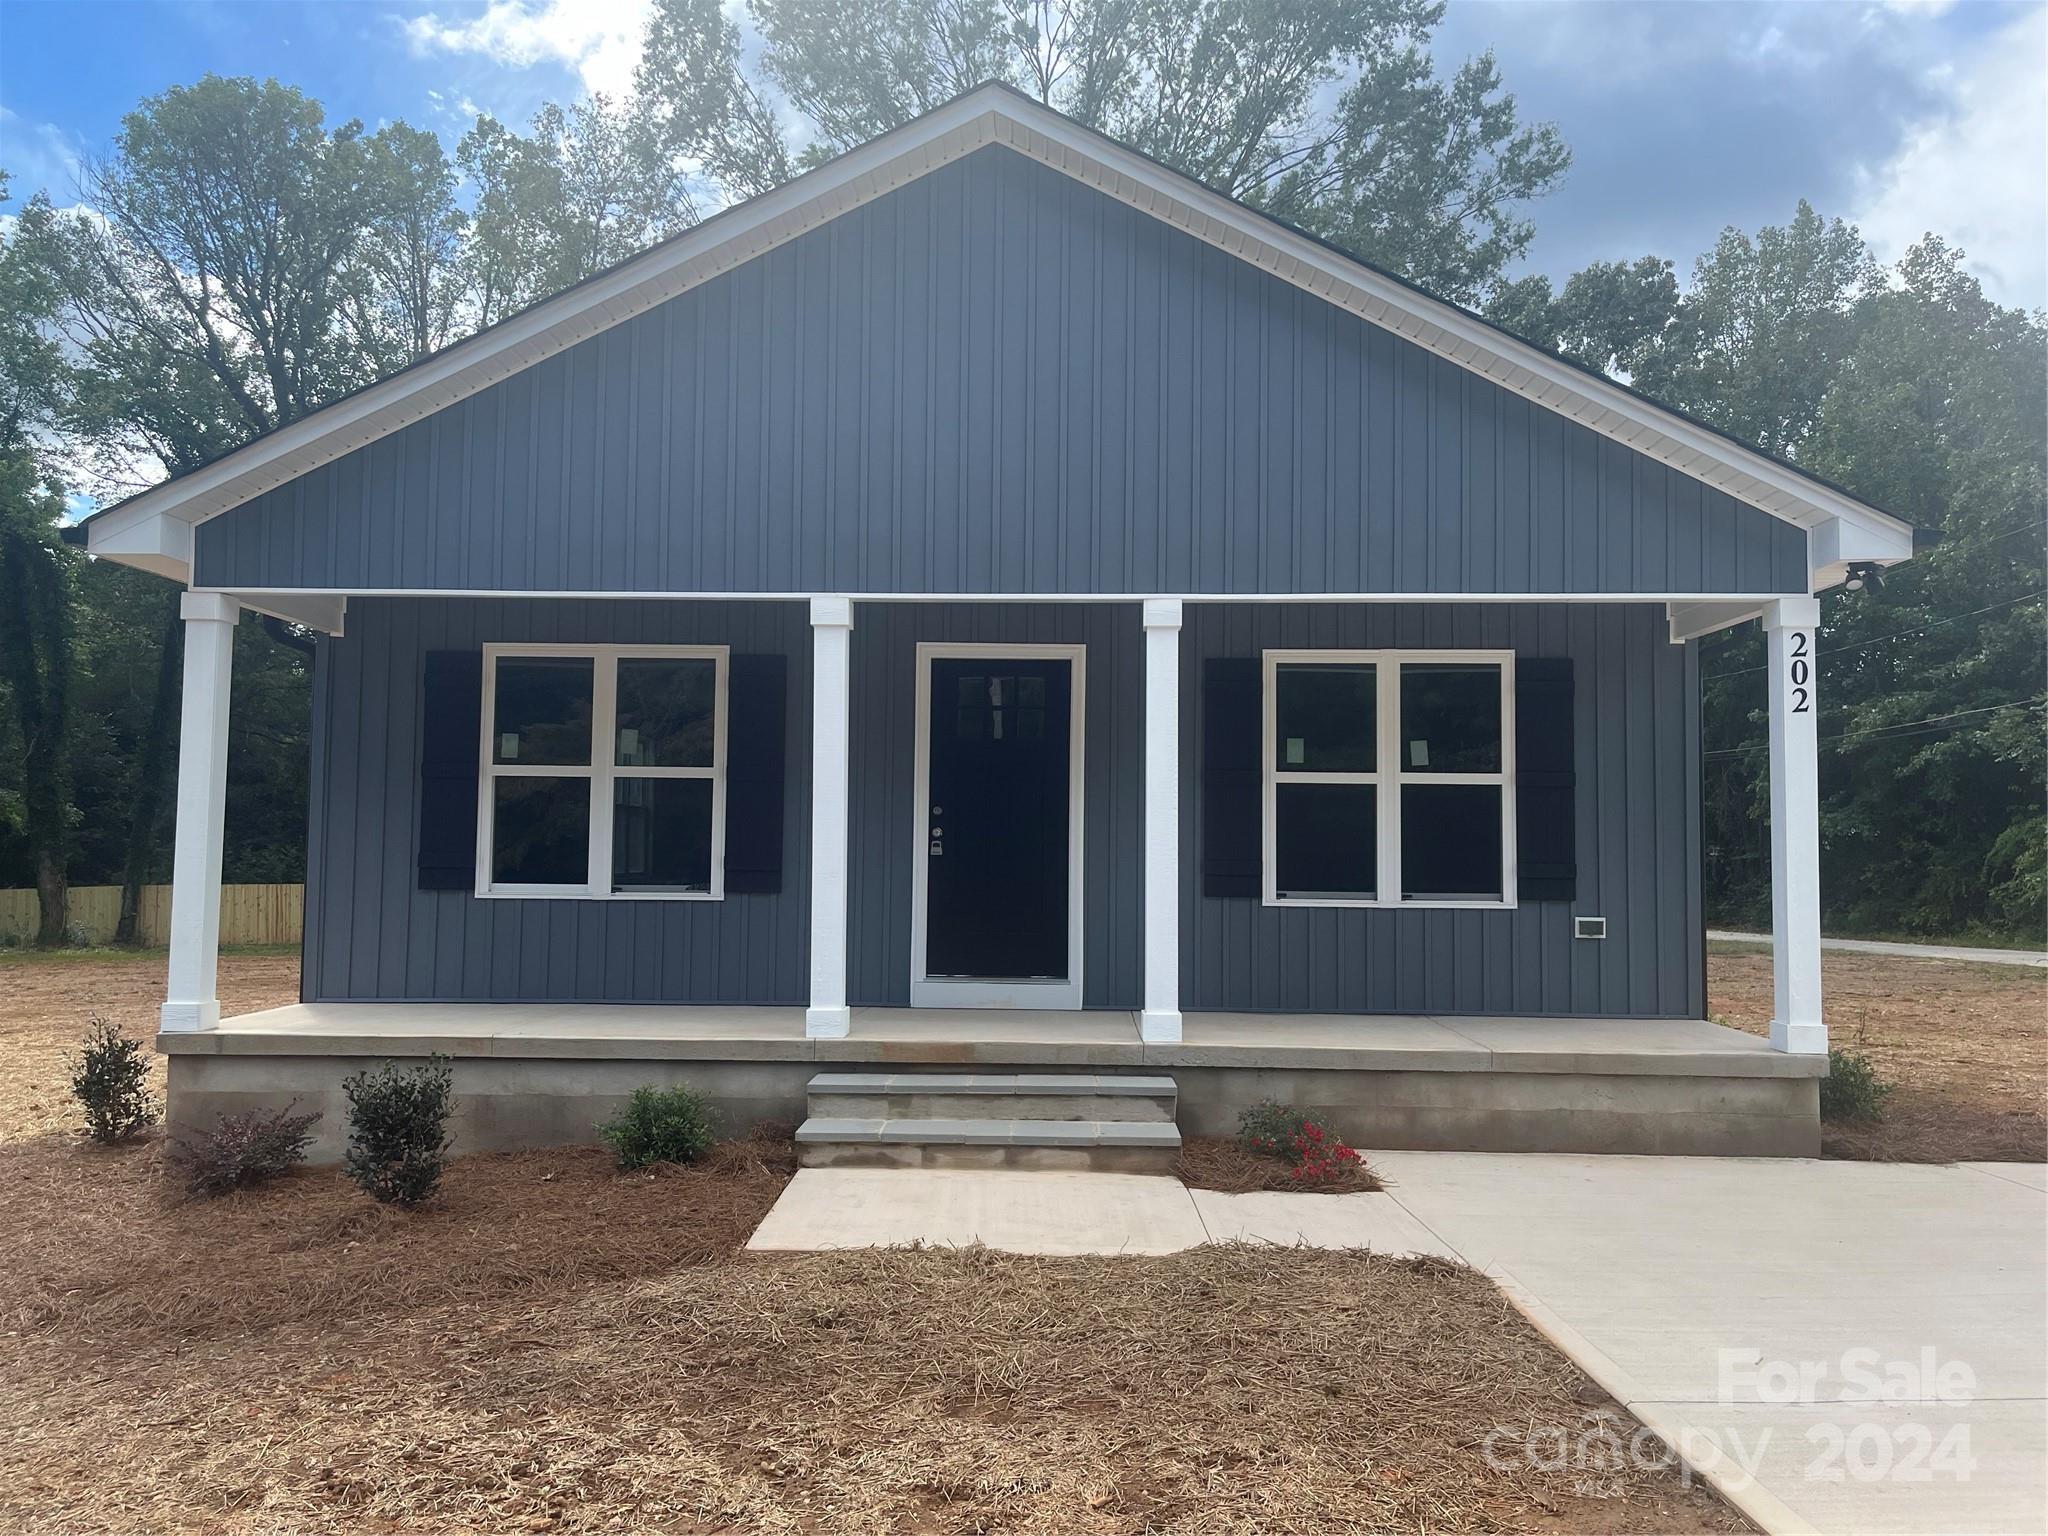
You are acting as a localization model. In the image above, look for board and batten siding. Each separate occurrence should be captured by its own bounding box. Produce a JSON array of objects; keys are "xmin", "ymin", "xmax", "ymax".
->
[
  {"xmin": 304, "ymin": 595, "xmax": 1698, "ymax": 1017},
  {"xmin": 195, "ymin": 147, "xmax": 1807, "ymax": 600},
  {"xmin": 1180, "ymin": 602, "xmax": 1704, "ymax": 1018},
  {"xmin": 302, "ymin": 595, "xmax": 812, "ymax": 1004}
]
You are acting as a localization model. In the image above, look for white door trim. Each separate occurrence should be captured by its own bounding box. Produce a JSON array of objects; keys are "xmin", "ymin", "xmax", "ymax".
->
[{"xmin": 910, "ymin": 641, "xmax": 1087, "ymax": 1010}]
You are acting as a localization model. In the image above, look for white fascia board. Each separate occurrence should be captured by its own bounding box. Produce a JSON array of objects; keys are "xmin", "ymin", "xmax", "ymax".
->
[
  {"xmin": 1667, "ymin": 600, "xmax": 1765, "ymax": 644},
  {"xmin": 83, "ymin": 85, "xmax": 1912, "ymax": 592},
  {"xmin": 233, "ymin": 591, "xmax": 348, "ymax": 636},
  {"xmin": 85, "ymin": 509, "xmax": 193, "ymax": 581}
]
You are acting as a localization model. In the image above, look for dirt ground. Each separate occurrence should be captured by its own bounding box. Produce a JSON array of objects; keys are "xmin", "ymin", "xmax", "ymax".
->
[
  {"xmin": 1708, "ymin": 943, "xmax": 2047, "ymax": 1162},
  {"xmin": 0, "ymin": 950, "xmax": 1743, "ymax": 1535}
]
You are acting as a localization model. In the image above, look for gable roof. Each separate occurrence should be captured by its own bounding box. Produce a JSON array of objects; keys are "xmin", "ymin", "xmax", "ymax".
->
[{"xmin": 86, "ymin": 81, "xmax": 1914, "ymax": 590}]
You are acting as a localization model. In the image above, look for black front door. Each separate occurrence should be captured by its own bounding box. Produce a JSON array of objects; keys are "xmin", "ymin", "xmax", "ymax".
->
[{"xmin": 923, "ymin": 658, "xmax": 1072, "ymax": 981}]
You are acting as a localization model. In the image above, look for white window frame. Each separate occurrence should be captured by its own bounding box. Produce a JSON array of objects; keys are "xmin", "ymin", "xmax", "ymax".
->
[
  {"xmin": 475, "ymin": 642, "xmax": 729, "ymax": 901},
  {"xmin": 1262, "ymin": 648, "xmax": 1516, "ymax": 910}
]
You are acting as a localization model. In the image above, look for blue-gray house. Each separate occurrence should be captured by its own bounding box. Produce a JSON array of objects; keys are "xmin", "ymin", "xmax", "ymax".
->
[{"xmin": 88, "ymin": 86, "xmax": 1916, "ymax": 1161}]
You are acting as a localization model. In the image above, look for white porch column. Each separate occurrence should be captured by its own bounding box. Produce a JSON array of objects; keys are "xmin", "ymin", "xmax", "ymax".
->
[
  {"xmin": 1140, "ymin": 598, "xmax": 1183, "ymax": 1044},
  {"xmin": 1764, "ymin": 596, "xmax": 1825, "ymax": 1054},
  {"xmin": 806, "ymin": 596, "xmax": 855, "ymax": 1039},
  {"xmin": 160, "ymin": 591, "xmax": 239, "ymax": 1032}
]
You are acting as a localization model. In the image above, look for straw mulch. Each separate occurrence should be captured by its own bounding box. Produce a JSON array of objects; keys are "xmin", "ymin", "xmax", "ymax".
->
[
  {"xmin": 4, "ymin": 1205, "xmax": 1743, "ymax": 1535},
  {"xmin": 1, "ymin": 952, "xmax": 1742, "ymax": 1533},
  {"xmin": 1176, "ymin": 1135, "xmax": 1383, "ymax": 1194}
]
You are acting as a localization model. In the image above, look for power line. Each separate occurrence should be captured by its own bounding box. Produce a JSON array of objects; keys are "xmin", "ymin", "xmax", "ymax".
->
[
  {"xmin": 1702, "ymin": 589, "xmax": 2045, "ymax": 682},
  {"xmin": 1701, "ymin": 695, "xmax": 2046, "ymax": 761}
]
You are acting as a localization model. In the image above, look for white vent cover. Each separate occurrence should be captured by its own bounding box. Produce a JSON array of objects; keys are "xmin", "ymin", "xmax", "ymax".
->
[{"xmin": 1574, "ymin": 916, "xmax": 1608, "ymax": 941}]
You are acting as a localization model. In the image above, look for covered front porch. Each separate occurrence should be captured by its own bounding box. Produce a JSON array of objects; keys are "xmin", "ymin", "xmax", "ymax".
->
[{"xmin": 159, "ymin": 1002, "xmax": 1824, "ymax": 1159}]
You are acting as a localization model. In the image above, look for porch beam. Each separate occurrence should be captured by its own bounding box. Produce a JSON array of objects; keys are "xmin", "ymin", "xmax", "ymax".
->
[
  {"xmin": 806, "ymin": 596, "xmax": 855, "ymax": 1039},
  {"xmin": 1764, "ymin": 596, "xmax": 1825, "ymax": 1054},
  {"xmin": 160, "ymin": 591, "xmax": 239, "ymax": 1032},
  {"xmin": 1141, "ymin": 598, "xmax": 1183, "ymax": 1043}
]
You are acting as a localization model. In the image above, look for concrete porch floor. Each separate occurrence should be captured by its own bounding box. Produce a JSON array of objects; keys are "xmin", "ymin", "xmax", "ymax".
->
[
  {"xmin": 163, "ymin": 1002, "xmax": 1823, "ymax": 1078},
  {"xmin": 157, "ymin": 1005, "xmax": 1824, "ymax": 1158}
]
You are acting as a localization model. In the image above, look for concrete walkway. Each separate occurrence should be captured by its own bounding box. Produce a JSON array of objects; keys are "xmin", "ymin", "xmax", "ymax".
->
[
  {"xmin": 746, "ymin": 1167, "xmax": 1457, "ymax": 1258},
  {"xmin": 1707, "ymin": 930, "xmax": 2048, "ymax": 968},
  {"xmin": 748, "ymin": 1156, "xmax": 2048, "ymax": 1535}
]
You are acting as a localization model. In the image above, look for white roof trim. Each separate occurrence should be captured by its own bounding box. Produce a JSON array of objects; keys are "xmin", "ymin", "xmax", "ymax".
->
[{"xmin": 89, "ymin": 85, "xmax": 1914, "ymax": 588}]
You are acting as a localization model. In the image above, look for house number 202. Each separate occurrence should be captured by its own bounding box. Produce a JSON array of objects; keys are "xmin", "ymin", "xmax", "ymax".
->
[{"xmin": 1788, "ymin": 632, "xmax": 1812, "ymax": 714}]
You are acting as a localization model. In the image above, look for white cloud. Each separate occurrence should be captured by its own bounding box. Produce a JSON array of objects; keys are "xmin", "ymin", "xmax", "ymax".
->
[
  {"xmin": 1849, "ymin": 4, "xmax": 2048, "ymax": 308},
  {"xmin": 0, "ymin": 106, "xmax": 87, "ymax": 200},
  {"xmin": 400, "ymin": 0, "xmax": 653, "ymax": 100}
]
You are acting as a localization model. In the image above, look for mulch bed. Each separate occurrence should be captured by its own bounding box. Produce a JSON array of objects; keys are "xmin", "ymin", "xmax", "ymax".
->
[
  {"xmin": 1176, "ymin": 1134, "xmax": 1383, "ymax": 1194},
  {"xmin": 0, "ymin": 953, "xmax": 1746, "ymax": 1533}
]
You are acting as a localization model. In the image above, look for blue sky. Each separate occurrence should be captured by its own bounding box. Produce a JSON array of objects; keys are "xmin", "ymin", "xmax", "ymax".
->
[{"xmin": 2, "ymin": 0, "xmax": 2043, "ymax": 309}]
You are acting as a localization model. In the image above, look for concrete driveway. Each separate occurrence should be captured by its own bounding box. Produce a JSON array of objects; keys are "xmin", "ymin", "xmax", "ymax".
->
[{"xmin": 1375, "ymin": 1153, "xmax": 2048, "ymax": 1536}]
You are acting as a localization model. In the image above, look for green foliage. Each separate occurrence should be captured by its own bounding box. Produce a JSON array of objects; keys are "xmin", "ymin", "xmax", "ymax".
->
[
  {"xmin": 1237, "ymin": 1098, "xmax": 1315, "ymax": 1157},
  {"xmin": 171, "ymin": 1103, "xmax": 321, "ymax": 1196},
  {"xmin": 69, "ymin": 1016, "xmax": 158, "ymax": 1143},
  {"xmin": 1820, "ymin": 1048, "xmax": 1896, "ymax": 1124},
  {"xmin": 599, "ymin": 1084, "xmax": 719, "ymax": 1169},
  {"xmin": 644, "ymin": 0, "xmax": 1569, "ymax": 303},
  {"xmin": 342, "ymin": 1058, "xmax": 455, "ymax": 1206}
]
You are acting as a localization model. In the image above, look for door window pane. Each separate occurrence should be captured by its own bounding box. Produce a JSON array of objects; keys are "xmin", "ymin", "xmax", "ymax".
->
[
  {"xmin": 491, "ymin": 776, "xmax": 590, "ymax": 885},
  {"xmin": 615, "ymin": 657, "xmax": 716, "ymax": 766},
  {"xmin": 493, "ymin": 658, "xmax": 594, "ymax": 765},
  {"xmin": 611, "ymin": 777, "xmax": 713, "ymax": 893},
  {"xmin": 1274, "ymin": 783, "xmax": 1377, "ymax": 898},
  {"xmin": 1275, "ymin": 664, "xmax": 1376, "ymax": 772},
  {"xmin": 1401, "ymin": 784, "xmax": 1503, "ymax": 899},
  {"xmin": 1399, "ymin": 663, "xmax": 1501, "ymax": 773}
]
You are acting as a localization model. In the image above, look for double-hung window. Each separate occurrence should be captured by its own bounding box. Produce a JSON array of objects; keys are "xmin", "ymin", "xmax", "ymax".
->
[
  {"xmin": 477, "ymin": 644, "xmax": 728, "ymax": 899},
  {"xmin": 1263, "ymin": 650, "xmax": 1514, "ymax": 907}
]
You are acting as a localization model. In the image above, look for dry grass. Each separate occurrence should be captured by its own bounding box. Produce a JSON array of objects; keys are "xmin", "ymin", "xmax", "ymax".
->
[
  {"xmin": 0, "ymin": 950, "xmax": 1747, "ymax": 1534},
  {"xmin": 1176, "ymin": 1135, "xmax": 1383, "ymax": 1194},
  {"xmin": 1709, "ymin": 945, "xmax": 2047, "ymax": 1162}
]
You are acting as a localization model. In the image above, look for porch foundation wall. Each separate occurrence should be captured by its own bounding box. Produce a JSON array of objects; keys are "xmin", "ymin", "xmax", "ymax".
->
[{"xmin": 168, "ymin": 1053, "xmax": 1818, "ymax": 1163}]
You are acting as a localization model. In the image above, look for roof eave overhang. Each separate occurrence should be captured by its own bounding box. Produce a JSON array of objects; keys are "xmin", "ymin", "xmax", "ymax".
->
[{"xmin": 84, "ymin": 85, "xmax": 1916, "ymax": 595}]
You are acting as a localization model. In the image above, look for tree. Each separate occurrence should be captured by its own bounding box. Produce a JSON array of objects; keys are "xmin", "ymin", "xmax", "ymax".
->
[
  {"xmin": 635, "ymin": 0, "xmax": 1570, "ymax": 303},
  {"xmin": 459, "ymin": 96, "xmax": 700, "ymax": 327},
  {"xmin": 0, "ymin": 457, "xmax": 76, "ymax": 944},
  {"xmin": 345, "ymin": 123, "xmax": 469, "ymax": 370},
  {"xmin": 1680, "ymin": 232, "xmax": 2045, "ymax": 940}
]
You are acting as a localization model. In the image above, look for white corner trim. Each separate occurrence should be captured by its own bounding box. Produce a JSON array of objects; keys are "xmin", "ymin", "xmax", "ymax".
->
[{"xmin": 85, "ymin": 86, "xmax": 1912, "ymax": 593}]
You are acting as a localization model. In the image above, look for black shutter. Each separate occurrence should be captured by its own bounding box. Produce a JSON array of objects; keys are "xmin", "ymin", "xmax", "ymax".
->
[
  {"xmin": 723, "ymin": 653, "xmax": 787, "ymax": 894},
  {"xmin": 1515, "ymin": 658, "xmax": 1576, "ymax": 902},
  {"xmin": 418, "ymin": 650, "xmax": 483, "ymax": 891},
  {"xmin": 1202, "ymin": 657, "xmax": 1262, "ymax": 898}
]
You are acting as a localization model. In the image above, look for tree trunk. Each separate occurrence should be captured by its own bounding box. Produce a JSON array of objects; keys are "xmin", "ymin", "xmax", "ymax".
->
[
  {"xmin": 34, "ymin": 845, "xmax": 68, "ymax": 947},
  {"xmin": 115, "ymin": 591, "xmax": 185, "ymax": 945}
]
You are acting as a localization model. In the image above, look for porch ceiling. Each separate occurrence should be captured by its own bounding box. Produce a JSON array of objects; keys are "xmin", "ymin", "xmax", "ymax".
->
[{"xmin": 160, "ymin": 1004, "xmax": 1823, "ymax": 1078}]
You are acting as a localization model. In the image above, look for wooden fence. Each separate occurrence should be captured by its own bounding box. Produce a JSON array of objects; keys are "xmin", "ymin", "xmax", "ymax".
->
[{"xmin": 0, "ymin": 883, "xmax": 304, "ymax": 947}]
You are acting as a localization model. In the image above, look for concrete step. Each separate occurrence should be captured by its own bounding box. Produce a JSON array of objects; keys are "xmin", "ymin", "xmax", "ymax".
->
[
  {"xmin": 806, "ymin": 1072, "xmax": 1177, "ymax": 1124},
  {"xmin": 795, "ymin": 1114, "xmax": 1182, "ymax": 1174}
]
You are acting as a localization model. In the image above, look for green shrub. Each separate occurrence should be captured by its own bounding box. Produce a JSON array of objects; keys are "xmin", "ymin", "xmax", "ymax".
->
[
  {"xmin": 599, "ymin": 1084, "xmax": 718, "ymax": 1169},
  {"xmin": 69, "ymin": 1016, "xmax": 158, "ymax": 1143},
  {"xmin": 1237, "ymin": 1098, "xmax": 1319, "ymax": 1157},
  {"xmin": 1820, "ymin": 1047, "xmax": 1897, "ymax": 1123},
  {"xmin": 171, "ymin": 1104, "xmax": 321, "ymax": 1196},
  {"xmin": 342, "ymin": 1057, "xmax": 455, "ymax": 1206}
]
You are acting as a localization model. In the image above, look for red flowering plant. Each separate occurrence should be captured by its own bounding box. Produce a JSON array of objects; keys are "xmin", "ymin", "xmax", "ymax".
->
[{"xmin": 1237, "ymin": 1099, "xmax": 1364, "ymax": 1184}]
